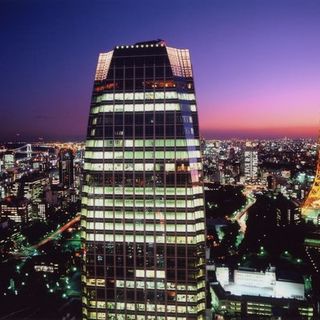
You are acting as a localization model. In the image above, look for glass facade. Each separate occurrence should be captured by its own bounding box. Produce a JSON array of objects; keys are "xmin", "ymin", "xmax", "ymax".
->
[{"xmin": 81, "ymin": 40, "xmax": 206, "ymax": 320}]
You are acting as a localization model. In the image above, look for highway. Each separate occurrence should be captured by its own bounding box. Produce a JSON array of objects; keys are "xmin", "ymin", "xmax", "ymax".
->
[
  {"xmin": 33, "ymin": 214, "xmax": 80, "ymax": 249},
  {"xmin": 231, "ymin": 191, "xmax": 256, "ymax": 233},
  {"xmin": 9, "ymin": 214, "xmax": 81, "ymax": 259}
]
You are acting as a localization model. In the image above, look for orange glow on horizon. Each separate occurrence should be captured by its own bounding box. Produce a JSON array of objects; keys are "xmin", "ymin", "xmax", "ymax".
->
[{"xmin": 200, "ymin": 125, "xmax": 318, "ymax": 138}]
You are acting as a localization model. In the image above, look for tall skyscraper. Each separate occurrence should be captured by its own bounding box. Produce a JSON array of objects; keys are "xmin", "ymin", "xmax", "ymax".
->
[
  {"xmin": 59, "ymin": 148, "xmax": 74, "ymax": 188},
  {"xmin": 81, "ymin": 40, "xmax": 206, "ymax": 320},
  {"xmin": 243, "ymin": 142, "xmax": 258, "ymax": 181}
]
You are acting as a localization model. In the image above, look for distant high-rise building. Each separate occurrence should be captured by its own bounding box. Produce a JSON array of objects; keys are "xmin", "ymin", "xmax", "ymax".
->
[
  {"xmin": 0, "ymin": 185, "xmax": 5, "ymax": 199},
  {"xmin": 267, "ymin": 175, "xmax": 275, "ymax": 190},
  {"xmin": 81, "ymin": 40, "xmax": 206, "ymax": 320},
  {"xmin": 229, "ymin": 147, "xmax": 235, "ymax": 160},
  {"xmin": 3, "ymin": 153, "xmax": 15, "ymax": 170},
  {"xmin": 59, "ymin": 149, "xmax": 74, "ymax": 188},
  {"xmin": 243, "ymin": 143, "xmax": 258, "ymax": 181}
]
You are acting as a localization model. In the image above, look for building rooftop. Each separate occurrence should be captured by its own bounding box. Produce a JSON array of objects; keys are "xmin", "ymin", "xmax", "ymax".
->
[
  {"xmin": 0, "ymin": 196, "xmax": 28, "ymax": 207},
  {"xmin": 215, "ymin": 266, "xmax": 305, "ymax": 300},
  {"xmin": 134, "ymin": 39, "xmax": 166, "ymax": 46}
]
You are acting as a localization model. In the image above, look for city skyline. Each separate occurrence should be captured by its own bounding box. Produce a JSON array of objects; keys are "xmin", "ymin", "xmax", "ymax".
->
[
  {"xmin": 1, "ymin": 0, "xmax": 320, "ymax": 140},
  {"xmin": 1, "ymin": 1, "xmax": 320, "ymax": 318}
]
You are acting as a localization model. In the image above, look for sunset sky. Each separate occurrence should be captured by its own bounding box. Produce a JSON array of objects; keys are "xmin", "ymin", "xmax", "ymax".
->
[{"xmin": 1, "ymin": 0, "xmax": 320, "ymax": 140}]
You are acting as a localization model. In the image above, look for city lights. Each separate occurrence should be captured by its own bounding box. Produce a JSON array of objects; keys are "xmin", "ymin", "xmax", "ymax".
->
[{"xmin": 1, "ymin": 1, "xmax": 320, "ymax": 319}]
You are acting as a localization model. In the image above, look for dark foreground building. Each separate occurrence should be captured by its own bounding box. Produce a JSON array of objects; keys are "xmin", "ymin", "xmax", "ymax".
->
[
  {"xmin": 59, "ymin": 148, "xmax": 74, "ymax": 188},
  {"xmin": 81, "ymin": 40, "xmax": 206, "ymax": 320}
]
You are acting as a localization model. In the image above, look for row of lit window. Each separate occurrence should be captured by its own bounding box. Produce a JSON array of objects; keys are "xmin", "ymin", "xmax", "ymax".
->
[
  {"xmin": 247, "ymin": 311, "xmax": 271, "ymax": 315},
  {"xmin": 3, "ymin": 215, "xmax": 23, "ymax": 222},
  {"xmin": 85, "ymin": 138, "xmax": 200, "ymax": 148},
  {"xmin": 86, "ymin": 311, "xmax": 189, "ymax": 320},
  {"xmin": 298, "ymin": 307, "xmax": 314, "ymax": 316},
  {"xmin": 85, "ymin": 150, "xmax": 201, "ymax": 161},
  {"xmin": 82, "ymin": 185, "xmax": 203, "ymax": 197},
  {"xmin": 115, "ymin": 281, "xmax": 205, "ymax": 303},
  {"xmin": 82, "ymin": 198, "xmax": 205, "ymax": 209},
  {"xmin": 86, "ymin": 288, "xmax": 198, "ymax": 302},
  {"xmin": 84, "ymin": 151, "xmax": 202, "ymax": 163},
  {"xmin": 95, "ymin": 92, "xmax": 195, "ymax": 103},
  {"xmin": 82, "ymin": 209, "xmax": 205, "ymax": 221},
  {"xmin": 84, "ymin": 162, "xmax": 156, "ymax": 172},
  {"xmin": 83, "ymin": 162, "xmax": 201, "ymax": 173},
  {"xmin": 85, "ymin": 222, "xmax": 205, "ymax": 233},
  {"xmin": 86, "ymin": 302, "xmax": 204, "ymax": 319},
  {"xmin": 247, "ymin": 302, "xmax": 272, "ymax": 307},
  {"xmin": 86, "ymin": 233, "xmax": 205, "ymax": 244},
  {"xmin": 82, "ymin": 278, "xmax": 205, "ymax": 293},
  {"xmin": 82, "ymin": 197, "xmax": 204, "ymax": 208},
  {"xmin": 84, "ymin": 161, "xmax": 200, "ymax": 174},
  {"xmin": 89, "ymin": 127, "xmax": 196, "ymax": 138},
  {"xmin": 91, "ymin": 103, "xmax": 197, "ymax": 114},
  {"xmin": 247, "ymin": 308, "xmax": 271, "ymax": 313},
  {"xmin": 115, "ymin": 280, "xmax": 196, "ymax": 294}
]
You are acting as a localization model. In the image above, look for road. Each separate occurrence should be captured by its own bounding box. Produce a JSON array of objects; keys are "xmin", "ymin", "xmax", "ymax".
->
[
  {"xmin": 33, "ymin": 214, "xmax": 80, "ymax": 249},
  {"xmin": 231, "ymin": 191, "xmax": 256, "ymax": 233},
  {"xmin": 9, "ymin": 214, "xmax": 81, "ymax": 258}
]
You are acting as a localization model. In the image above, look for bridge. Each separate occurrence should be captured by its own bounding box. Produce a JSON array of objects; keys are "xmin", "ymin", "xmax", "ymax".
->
[{"xmin": 0, "ymin": 144, "xmax": 35, "ymax": 163}]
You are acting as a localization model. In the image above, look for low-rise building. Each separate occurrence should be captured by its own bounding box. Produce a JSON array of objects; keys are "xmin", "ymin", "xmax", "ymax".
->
[
  {"xmin": 0, "ymin": 196, "xmax": 30, "ymax": 223},
  {"xmin": 211, "ymin": 266, "xmax": 313, "ymax": 319}
]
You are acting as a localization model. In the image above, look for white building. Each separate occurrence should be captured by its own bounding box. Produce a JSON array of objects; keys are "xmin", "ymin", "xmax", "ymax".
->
[
  {"xmin": 243, "ymin": 143, "xmax": 258, "ymax": 181},
  {"xmin": 3, "ymin": 154, "xmax": 15, "ymax": 170},
  {"xmin": 216, "ymin": 266, "xmax": 305, "ymax": 300}
]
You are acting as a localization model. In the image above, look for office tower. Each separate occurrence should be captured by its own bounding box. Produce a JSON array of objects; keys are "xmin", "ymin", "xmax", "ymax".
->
[
  {"xmin": 243, "ymin": 143, "xmax": 258, "ymax": 181},
  {"xmin": 3, "ymin": 153, "xmax": 15, "ymax": 170},
  {"xmin": 229, "ymin": 147, "xmax": 235, "ymax": 160},
  {"xmin": 81, "ymin": 40, "xmax": 206, "ymax": 320},
  {"xmin": 59, "ymin": 148, "xmax": 74, "ymax": 188}
]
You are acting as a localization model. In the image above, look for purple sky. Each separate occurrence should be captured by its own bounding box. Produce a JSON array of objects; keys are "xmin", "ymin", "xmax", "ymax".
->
[{"xmin": 1, "ymin": 0, "xmax": 320, "ymax": 141}]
